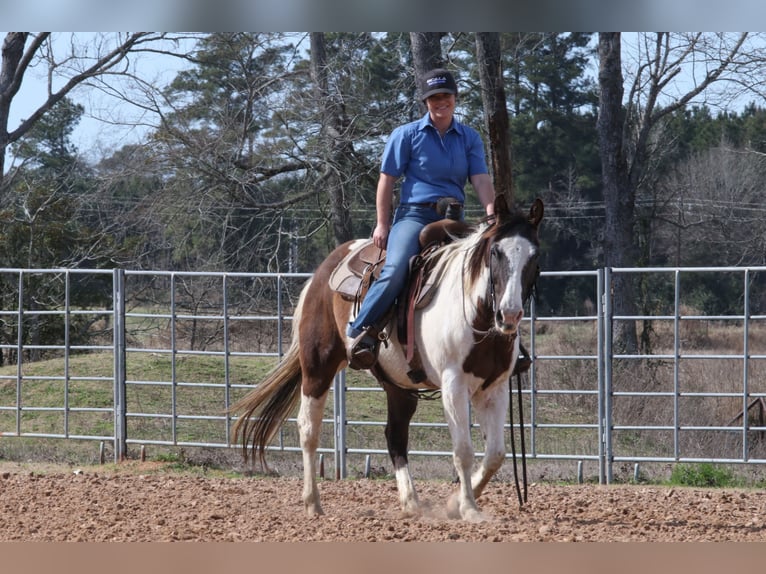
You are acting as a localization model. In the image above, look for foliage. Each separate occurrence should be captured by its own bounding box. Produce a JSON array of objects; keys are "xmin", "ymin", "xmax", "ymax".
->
[
  {"xmin": 4, "ymin": 32, "xmax": 766, "ymax": 322},
  {"xmin": 668, "ymin": 463, "xmax": 739, "ymax": 488}
]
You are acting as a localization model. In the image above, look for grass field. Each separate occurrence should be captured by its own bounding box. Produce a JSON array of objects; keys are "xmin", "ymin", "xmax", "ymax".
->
[{"xmin": 2, "ymin": 317, "xmax": 766, "ymax": 486}]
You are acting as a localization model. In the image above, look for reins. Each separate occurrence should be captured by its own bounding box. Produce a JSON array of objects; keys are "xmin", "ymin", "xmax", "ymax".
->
[{"xmin": 509, "ymin": 366, "xmax": 529, "ymax": 507}]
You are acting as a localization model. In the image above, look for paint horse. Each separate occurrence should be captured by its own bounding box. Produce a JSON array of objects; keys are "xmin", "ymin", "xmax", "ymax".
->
[{"xmin": 231, "ymin": 196, "xmax": 543, "ymax": 522}]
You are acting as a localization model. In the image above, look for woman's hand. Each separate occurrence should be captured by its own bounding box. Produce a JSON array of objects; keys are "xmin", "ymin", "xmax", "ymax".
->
[{"xmin": 372, "ymin": 223, "xmax": 390, "ymax": 249}]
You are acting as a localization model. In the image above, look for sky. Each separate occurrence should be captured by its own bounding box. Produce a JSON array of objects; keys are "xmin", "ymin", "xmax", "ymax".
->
[
  {"xmin": 5, "ymin": 0, "xmax": 766, "ymax": 168},
  {"xmin": 6, "ymin": 33, "xmax": 197, "ymax": 164},
  {"xmin": 6, "ymin": 0, "xmax": 766, "ymax": 34}
]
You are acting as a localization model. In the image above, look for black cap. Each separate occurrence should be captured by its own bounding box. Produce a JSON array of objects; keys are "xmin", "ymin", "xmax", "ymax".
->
[{"xmin": 419, "ymin": 68, "xmax": 458, "ymax": 101}]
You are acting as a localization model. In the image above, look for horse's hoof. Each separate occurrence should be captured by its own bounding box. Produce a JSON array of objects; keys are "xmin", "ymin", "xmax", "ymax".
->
[
  {"xmin": 305, "ymin": 503, "xmax": 324, "ymax": 518},
  {"xmin": 400, "ymin": 501, "xmax": 421, "ymax": 518},
  {"xmin": 462, "ymin": 508, "xmax": 487, "ymax": 523},
  {"xmin": 446, "ymin": 492, "xmax": 485, "ymax": 522},
  {"xmin": 446, "ymin": 493, "xmax": 461, "ymax": 519}
]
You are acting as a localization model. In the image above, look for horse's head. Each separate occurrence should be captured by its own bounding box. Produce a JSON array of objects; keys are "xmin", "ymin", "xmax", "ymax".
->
[{"xmin": 474, "ymin": 196, "xmax": 543, "ymax": 336}]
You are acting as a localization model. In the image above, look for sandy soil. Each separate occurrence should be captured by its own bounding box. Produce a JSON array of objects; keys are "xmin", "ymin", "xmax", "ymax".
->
[{"xmin": 0, "ymin": 461, "xmax": 765, "ymax": 542}]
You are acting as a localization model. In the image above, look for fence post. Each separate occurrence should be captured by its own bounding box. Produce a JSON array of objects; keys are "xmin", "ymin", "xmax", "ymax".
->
[
  {"xmin": 15, "ymin": 271, "xmax": 24, "ymax": 437},
  {"xmin": 743, "ymin": 268, "xmax": 751, "ymax": 461},
  {"xmin": 333, "ymin": 369, "xmax": 347, "ymax": 479},
  {"xmin": 597, "ymin": 267, "xmax": 607, "ymax": 485},
  {"xmin": 602, "ymin": 267, "xmax": 614, "ymax": 484},
  {"xmin": 112, "ymin": 268, "xmax": 127, "ymax": 462}
]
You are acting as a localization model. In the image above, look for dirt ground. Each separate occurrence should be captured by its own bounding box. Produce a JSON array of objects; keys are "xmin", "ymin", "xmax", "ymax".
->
[{"xmin": 1, "ymin": 460, "xmax": 765, "ymax": 542}]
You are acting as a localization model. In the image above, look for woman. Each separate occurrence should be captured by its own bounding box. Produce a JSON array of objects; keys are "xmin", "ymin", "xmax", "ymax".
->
[{"xmin": 346, "ymin": 68, "xmax": 496, "ymax": 369}]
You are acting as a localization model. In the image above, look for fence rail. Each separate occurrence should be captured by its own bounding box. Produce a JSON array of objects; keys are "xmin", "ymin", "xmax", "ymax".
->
[{"xmin": 2, "ymin": 266, "xmax": 766, "ymax": 483}]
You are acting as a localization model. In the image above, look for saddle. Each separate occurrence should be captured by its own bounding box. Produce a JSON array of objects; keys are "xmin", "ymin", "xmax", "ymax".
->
[
  {"xmin": 328, "ymin": 241, "xmax": 386, "ymax": 305},
  {"xmin": 329, "ymin": 219, "xmax": 472, "ymax": 383}
]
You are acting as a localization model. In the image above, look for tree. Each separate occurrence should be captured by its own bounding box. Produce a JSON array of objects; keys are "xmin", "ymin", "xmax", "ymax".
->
[
  {"xmin": 598, "ymin": 32, "xmax": 766, "ymax": 351},
  {"xmin": 2, "ymin": 96, "xmax": 107, "ymax": 269},
  {"xmin": 0, "ymin": 96, "xmax": 115, "ymax": 362},
  {"xmin": 486, "ymin": 33, "xmax": 599, "ymax": 313},
  {"xmin": 475, "ymin": 32, "xmax": 514, "ymax": 206},
  {"xmin": 0, "ymin": 32, "xmax": 182, "ymax": 190},
  {"xmin": 310, "ymin": 32, "xmax": 354, "ymax": 246},
  {"xmin": 148, "ymin": 33, "xmax": 310, "ymax": 271},
  {"xmin": 146, "ymin": 33, "xmax": 416, "ymax": 272},
  {"xmin": 597, "ymin": 33, "xmax": 638, "ymax": 352},
  {"xmin": 409, "ymin": 33, "xmax": 444, "ymax": 116}
]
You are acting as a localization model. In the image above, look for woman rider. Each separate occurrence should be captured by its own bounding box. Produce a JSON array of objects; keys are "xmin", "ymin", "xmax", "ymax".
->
[{"xmin": 346, "ymin": 68, "xmax": 496, "ymax": 369}]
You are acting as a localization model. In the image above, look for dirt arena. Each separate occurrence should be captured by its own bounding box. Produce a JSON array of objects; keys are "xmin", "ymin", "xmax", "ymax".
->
[{"xmin": 0, "ymin": 461, "xmax": 765, "ymax": 542}]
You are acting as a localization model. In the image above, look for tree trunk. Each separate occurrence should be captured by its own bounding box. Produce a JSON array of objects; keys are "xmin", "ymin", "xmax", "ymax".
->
[
  {"xmin": 597, "ymin": 32, "xmax": 638, "ymax": 353},
  {"xmin": 409, "ymin": 33, "xmax": 444, "ymax": 114},
  {"xmin": 310, "ymin": 32, "xmax": 354, "ymax": 246},
  {"xmin": 0, "ymin": 32, "xmax": 28, "ymax": 189},
  {"xmin": 475, "ymin": 32, "xmax": 513, "ymax": 207}
]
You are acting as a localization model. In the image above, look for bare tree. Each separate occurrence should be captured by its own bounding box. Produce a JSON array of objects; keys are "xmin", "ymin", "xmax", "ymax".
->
[
  {"xmin": 658, "ymin": 144, "xmax": 766, "ymax": 267},
  {"xmin": 137, "ymin": 33, "xmax": 401, "ymax": 272},
  {"xmin": 475, "ymin": 32, "xmax": 514, "ymax": 206},
  {"xmin": 597, "ymin": 33, "xmax": 638, "ymax": 352},
  {"xmin": 0, "ymin": 32, "xmax": 186, "ymax": 190},
  {"xmin": 409, "ymin": 33, "xmax": 444, "ymax": 115},
  {"xmin": 598, "ymin": 32, "xmax": 766, "ymax": 352},
  {"xmin": 310, "ymin": 32, "xmax": 354, "ymax": 245}
]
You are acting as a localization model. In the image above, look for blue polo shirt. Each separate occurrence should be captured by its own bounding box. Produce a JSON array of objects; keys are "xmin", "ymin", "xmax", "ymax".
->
[{"xmin": 380, "ymin": 113, "xmax": 489, "ymax": 204}]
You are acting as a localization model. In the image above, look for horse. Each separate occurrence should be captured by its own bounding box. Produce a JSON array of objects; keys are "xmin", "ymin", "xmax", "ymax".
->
[{"xmin": 231, "ymin": 195, "xmax": 543, "ymax": 522}]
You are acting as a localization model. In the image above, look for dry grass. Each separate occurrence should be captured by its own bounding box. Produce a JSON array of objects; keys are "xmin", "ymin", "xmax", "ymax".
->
[{"xmin": 3, "ymin": 314, "xmax": 766, "ymax": 484}]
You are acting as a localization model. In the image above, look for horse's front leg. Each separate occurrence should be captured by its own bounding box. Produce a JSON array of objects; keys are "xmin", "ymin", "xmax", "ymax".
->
[
  {"xmin": 441, "ymin": 374, "xmax": 484, "ymax": 522},
  {"xmin": 468, "ymin": 377, "xmax": 509, "ymax": 500},
  {"xmin": 297, "ymin": 389, "xmax": 329, "ymax": 517},
  {"xmin": 382, "ymin": 380, "xmax": 421, "ymax": 516}
]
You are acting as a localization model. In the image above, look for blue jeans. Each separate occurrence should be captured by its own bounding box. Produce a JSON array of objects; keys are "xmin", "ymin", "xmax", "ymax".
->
[{"xmin": 348, "ymin": 204, "xmax": 442, "ymax": 337}]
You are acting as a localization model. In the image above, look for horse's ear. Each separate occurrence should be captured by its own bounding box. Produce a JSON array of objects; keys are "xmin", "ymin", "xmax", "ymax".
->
[
  {"xmin": 528, "ymin": 198, "xmax": 544, "ymax": 227},
  {"xmin": 493, "ymin": 192, "xmax": 511, "ymax": 221}
]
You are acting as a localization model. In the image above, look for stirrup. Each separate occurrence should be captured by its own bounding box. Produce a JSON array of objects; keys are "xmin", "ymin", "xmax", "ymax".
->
[{"xmin": 347, "ymin": 329, "xmax": 380, "ymax": 370}]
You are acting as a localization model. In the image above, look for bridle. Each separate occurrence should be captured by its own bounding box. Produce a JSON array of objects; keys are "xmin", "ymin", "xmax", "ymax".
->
[{"xmin": 464, "ymin": 233, "xmax": 539, "ymax": 339}]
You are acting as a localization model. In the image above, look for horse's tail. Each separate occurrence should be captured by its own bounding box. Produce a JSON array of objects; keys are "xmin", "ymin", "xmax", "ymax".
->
[{"xmin": 230, "ymin": 283, "xmax": 308, "ymax": 467}]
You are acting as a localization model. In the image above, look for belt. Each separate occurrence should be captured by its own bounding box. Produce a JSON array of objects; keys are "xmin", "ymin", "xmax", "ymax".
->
[
  {"xmin": 404, "ymin": 200, "xmax": 464, "ymax": 210},
  {"xmin": 403, "ymin": 200, "xmax": 464, "ymax": 221}
]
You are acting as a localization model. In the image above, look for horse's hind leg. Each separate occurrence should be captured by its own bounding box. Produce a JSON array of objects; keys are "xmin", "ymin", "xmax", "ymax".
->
[
  {"xmin": 382, "ymin": 380, "xmax": 420, "ymax": 516},
  {"xmin": 297, "ymin": 383, "xmax": 331, "ymax": 517}
]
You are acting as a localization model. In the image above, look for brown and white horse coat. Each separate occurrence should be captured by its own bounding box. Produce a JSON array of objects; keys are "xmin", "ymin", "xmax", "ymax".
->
[{"xmin": 232, "ymin": 196, "xmax": 543, "ymax": 521}]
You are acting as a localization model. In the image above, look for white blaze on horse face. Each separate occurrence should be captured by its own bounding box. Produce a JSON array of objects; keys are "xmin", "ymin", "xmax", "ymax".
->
[{"xmin": 493, "ymin": 235, "xmax": 536, "ymax": 334}]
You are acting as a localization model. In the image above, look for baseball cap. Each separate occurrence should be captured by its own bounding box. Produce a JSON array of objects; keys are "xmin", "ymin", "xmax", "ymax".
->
[{"xmin": 419, "ymin": 68, "xmax": 458, "ymax": 101}]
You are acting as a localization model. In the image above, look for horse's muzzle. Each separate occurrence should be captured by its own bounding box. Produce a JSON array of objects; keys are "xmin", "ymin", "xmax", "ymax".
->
[{"xmin": 495, "ymin": 309, "xmax": 523, "ymax": 334}]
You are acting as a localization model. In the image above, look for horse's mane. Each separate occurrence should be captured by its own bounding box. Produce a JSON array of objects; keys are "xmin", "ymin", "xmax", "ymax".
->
[{"xmin": 428, "ymin": 209, "xmax": 540, "ymax": 292}]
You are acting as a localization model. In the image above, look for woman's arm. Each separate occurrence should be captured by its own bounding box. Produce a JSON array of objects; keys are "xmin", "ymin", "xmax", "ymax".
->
[
  {"xmin": 470, "ymin": 172, "xmax": 496, "ymax": 217},
  {"xmin": 373, "ymin": 173, "xmax": 397, "ymax": 249}
]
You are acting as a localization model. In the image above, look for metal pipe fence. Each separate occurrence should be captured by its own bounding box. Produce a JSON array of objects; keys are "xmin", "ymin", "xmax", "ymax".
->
[{"xmin": 1, "ymin": 266, "xmax": 766, "ymax": 483}]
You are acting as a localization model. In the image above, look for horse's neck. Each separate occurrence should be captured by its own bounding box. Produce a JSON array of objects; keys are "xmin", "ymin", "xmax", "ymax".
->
[{"xmin": 426, "ymin": 244, "xmax": 487, "ymax": 328}]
